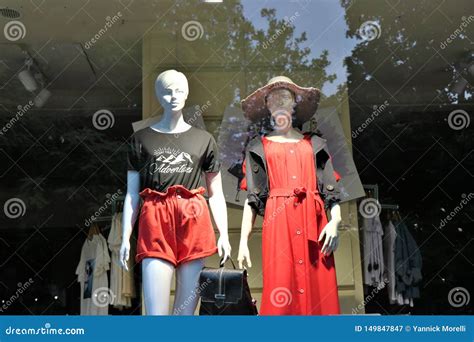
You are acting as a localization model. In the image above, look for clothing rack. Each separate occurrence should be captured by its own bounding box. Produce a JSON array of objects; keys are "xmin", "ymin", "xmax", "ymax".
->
[
  {"xmin": 91, "ymin": 216, "xmax": 113, "ymax": 223},
  {"xmin": 363, "ymin": 184, "xmax": 380, "ymax": 200},
  {"xmin": 88, "ymin": 194, "xmax": 125, "ymax": 228},
  {"xmin": 362, "ymin": 184, "xmax": 399, "ymax": 211},
  {"xmin": 361, "ymin": 183, "xmax": 421, "ymax": 309},
  {"xmin": 381, "ymin": 204, "xmax": 399, "ymax": 210}
]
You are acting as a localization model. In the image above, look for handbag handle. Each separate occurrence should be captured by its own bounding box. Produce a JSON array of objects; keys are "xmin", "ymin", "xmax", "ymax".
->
[{"xmin": 219, "ymin": 256, "xmax": 237, "ymax": 269}]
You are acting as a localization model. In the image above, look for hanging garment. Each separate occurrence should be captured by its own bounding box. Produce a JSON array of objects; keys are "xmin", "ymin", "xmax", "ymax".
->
[
  {"xmin": 394, "ymin": 220, "xmax": 422, "ymax": 307},
  {"xmin": 107, "ymin": 212, "xmax": 136, "ymax": 309},
  {"xmin": 257, "ymin": 135, "xmax": 340, "ymax": 315},
  {"xmin": 76, "ymin": 233, "xmax": 111, "ymax": 315},
  {"xmin": 383, "ymin": 220, "xmax": 397, "ymax": 303},
  {"xmin": 361, "ymin": 212, "xmax": 385, "ymax": 287}
]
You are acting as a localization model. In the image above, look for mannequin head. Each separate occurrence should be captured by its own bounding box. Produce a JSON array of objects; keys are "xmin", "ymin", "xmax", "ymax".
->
[
  {"xmin": 155, "ymin": 70, "xmax": 189, "ymax": 112},
  {"xmin": 265, "ymin": 88, "xmax": 297, "ymax": 132}
]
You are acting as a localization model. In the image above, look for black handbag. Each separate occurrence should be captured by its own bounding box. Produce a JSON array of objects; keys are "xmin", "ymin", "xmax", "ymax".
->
[{"xmin": 198, "ymin": 258, "xmax": 258, "ymax": 315}]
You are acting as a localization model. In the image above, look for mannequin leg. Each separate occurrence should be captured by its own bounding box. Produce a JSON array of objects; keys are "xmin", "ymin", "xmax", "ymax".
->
[
  {"xmin": 172, "ymin": 258, "xmax": 205, "ymax": 315},
  {"xmin": 142, "ymin": 258, "xmax": 174, "ymax": 315}
]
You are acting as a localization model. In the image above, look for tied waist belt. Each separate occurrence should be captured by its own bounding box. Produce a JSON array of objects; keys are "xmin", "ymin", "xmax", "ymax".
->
[
  {"xmin": 268, "ymin": 187, "xmax": 316, "ymax": 199},
  {"xmin": 139, "ymin": 185, "xmax": 206, "ymax": 200},
  {"xmin": 268, "ymin": 186, "xmax": 324, "ymax": 243}
]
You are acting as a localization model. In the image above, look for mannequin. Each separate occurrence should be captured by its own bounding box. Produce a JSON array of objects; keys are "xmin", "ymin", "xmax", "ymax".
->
[
  {"xmin": 238, "ymin": 89, "xmax": 341, "ymax": 261},
  {"xmin": 238, "ymin": 76, "xmax": 342, "ymax": 315},
  {"xmin": 119, "ymin": 70, "xmax": 231, "ymax": 315}
]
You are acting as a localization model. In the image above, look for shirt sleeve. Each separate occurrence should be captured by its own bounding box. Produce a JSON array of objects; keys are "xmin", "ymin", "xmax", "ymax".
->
[
  {"xmin": 127, "ymin": 134, "xmax": 143, "ymax": 172},
  {"xmin": 316, "ymin": 145, "xmax": 342, "ymax": 209},
  {"xmin": 202, "ymin": 134, "xmax": 221, "ymax": 173},
  {"xmin": 101, "ymin": 236, "xmax": 111, "ymax": 272},
  {"xmin": 94, "ymin": 236, "xmax": 110, "ymax": 276},
  {"xmin": 75, "ymin": 243, "xmax": 85, "ymax": 282}
]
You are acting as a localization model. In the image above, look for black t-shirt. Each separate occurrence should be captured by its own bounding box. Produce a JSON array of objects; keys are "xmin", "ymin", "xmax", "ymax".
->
[{"xmin": 127, "ymin": 126, "xmax": 221, "ymax": 192}]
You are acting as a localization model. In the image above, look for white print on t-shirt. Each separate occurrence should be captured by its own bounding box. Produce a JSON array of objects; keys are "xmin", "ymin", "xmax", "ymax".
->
[
  {"xmin": 83, "ymin": 259, "xmax": 95, "ymax": 299},
  {"xmin": 150, "ymin": 147, "xmax": 193, "ymax": 174}
]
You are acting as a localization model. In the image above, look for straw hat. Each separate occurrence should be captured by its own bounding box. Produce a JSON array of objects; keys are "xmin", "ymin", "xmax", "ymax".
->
[{"xmin": 241, "ymin": 76, "xmax": 321, "ymax": 124}]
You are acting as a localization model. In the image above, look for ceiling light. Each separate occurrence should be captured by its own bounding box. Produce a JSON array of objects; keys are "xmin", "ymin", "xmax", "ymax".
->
[
  {"xmin": 0, "ymin": 7, "xmax": 21, "ymax": 19},
  {"xmin": 18, "ymin": 69, "xmax": 38, "ymax": 92},
  {"xmin": 34, "ymin": 88, "xmax": 51, "ymax": 108}
]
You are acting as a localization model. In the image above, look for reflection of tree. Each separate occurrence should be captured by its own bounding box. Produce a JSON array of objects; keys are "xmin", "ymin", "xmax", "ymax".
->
[
  {"xmin": 241, "ymin": 8, "xmax": 336, "ymax": 96},
  {"xmin": 341, "ymin": 0, "xmax": 474, "ymax": 314},
  {"xmin": 341, "ymin": 0, "xmax": 473, "ymax": 105},
  {"xmin": 162, "ymin": 2, "xmax": 336, "ymax": 99},
  {"xmin": 0, "ymin": 114, "xmax": 125, "ymax": 228}
]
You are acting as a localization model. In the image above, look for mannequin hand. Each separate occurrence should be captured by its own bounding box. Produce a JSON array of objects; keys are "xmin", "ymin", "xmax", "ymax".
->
[
  {"xmin": 217, "ymin": 234, "xmax": 231, "ymax": 265},
  {"xmin": 237, "ymin": 239, "xmax": 252, "ymax": 269},
  {"xmin": 119, "ymin": 240, "xmax": 130, "ymax": 271},
  {"xmin": 318, "ymin": 219, "xmax": 340, "ymax": 256}
]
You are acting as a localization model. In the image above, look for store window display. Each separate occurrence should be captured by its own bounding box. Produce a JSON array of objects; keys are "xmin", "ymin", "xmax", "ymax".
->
[
  {"xmin": 0, "ymin": 0, "xmax": 471, "ymax": 321},
  {"xmin": 119, "ymin": 70, "xmax": 231, "ymax": 315},
  {"xmin": 238, "ymin": 76, "xmax": 342, "ymax": 315}
]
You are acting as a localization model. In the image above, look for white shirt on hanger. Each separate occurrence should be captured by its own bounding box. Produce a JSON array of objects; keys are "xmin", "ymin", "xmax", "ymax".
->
[{"xmin": 76, "ymin": 233, "xmax": 111, "ymax": 315}]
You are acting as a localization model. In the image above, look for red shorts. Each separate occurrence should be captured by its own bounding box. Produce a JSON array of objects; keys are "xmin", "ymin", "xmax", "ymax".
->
[{"xmin": 135, "ymin": 185, "xmax": 218, "ymax": 266}]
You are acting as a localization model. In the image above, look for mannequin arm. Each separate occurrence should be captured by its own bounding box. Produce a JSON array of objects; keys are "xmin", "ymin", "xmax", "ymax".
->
[
  {"xmin": 119, "ymin": 170, "xmax": 141, "ymax": 270},
  {"xmin": 204, "ymin": 171, "xmax": 231, "ymax": 263},
  {"xmin": 318, "ymin": 203, "xmax": 342, "ymax": 256},
  {"xmin": 238, "ymin": 198, "xmax": 257, "ymax": 268}
]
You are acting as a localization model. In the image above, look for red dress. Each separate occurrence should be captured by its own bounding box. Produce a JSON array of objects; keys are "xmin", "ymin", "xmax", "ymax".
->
[{"xmin": 260, "ymin": 135, "xmax": 340, "ymax": 315}]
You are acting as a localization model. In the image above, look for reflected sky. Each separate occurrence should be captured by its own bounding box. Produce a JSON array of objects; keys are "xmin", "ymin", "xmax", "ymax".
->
[{"xmin": 241, "ymin": 0, "xmax": 358, "ymax": 95}]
